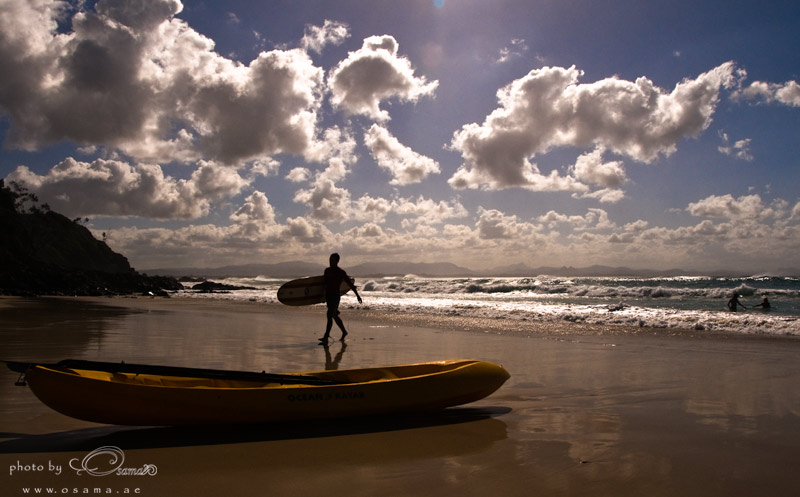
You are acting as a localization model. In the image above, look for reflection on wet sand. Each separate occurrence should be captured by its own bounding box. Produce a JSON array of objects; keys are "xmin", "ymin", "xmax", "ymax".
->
[
  {"xmin": 2, "ymin": 297, "xmax": 800, "ymax": 497},
  {"xmin": 322, "ymin": 341, "xmax": 347, "ymax": 370},
  {"xmin": 0, "ymin": 407, "xmax": 508, "ymax": 455},
  {"xmin": 0, "ymin": 297, "xmax": 139, "ymax": 361}
]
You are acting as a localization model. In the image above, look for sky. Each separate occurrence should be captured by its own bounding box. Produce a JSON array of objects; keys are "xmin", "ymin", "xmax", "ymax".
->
[{"xmin": 1, "ymin": 0, "xmax": 799, "ymax": 273}]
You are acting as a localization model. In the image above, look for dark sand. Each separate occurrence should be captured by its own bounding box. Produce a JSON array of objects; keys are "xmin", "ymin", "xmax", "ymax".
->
[{"xmin": 1, "ymin": 296, "xmax": 799, "ymax": 496}]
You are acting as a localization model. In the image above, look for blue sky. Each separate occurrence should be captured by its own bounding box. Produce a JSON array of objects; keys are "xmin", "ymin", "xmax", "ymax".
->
[{"xmin": 1, "ymin": 0, "xmax": 799, "ymax": 273}]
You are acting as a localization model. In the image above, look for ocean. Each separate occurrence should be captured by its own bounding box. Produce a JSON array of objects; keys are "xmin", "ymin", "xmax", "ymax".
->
[{"xmin": 179, "ymin": 275, "xmax": 800, "ymax": 337}]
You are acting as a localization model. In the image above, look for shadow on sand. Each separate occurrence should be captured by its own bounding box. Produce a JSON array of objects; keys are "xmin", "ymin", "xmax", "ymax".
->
[{"xmin": 0, "ymin": 406, "xmax": 510, "ymax": 454}]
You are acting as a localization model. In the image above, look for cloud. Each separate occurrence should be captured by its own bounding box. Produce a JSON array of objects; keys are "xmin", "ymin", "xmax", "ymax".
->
[
  {"xmin": 301, "ymin": 20, "xmax": 350, "ymax": 53},
  {"xmin": 282, "ymin": 216, "xmax": 331, "ymax": 243},
  {"xmin": 573, "ymin": 188, "xmax": 626, "ymax": 204},
  {"xmin": 537, "ymin": 208, "xmax": 615, "ymax": 231},
  {"xmin": 230, "ymin": 191, "xmax": 277, "ymax": 224},
  {"xmin": 495, "ymin": 38, "xmax": 528, "ymax": 64},
  {"xmin": 735, "ymin": 80, "xmax": 800, "ymax": 107},
  {"xmin": 328, "ymin": 35, "xmax": 438, "ymax": 121},
  {"xmin": 248, "ymin": 157, "xmax": 281, "ymax": 179},
  {"xmin": 0, "ymin": 0, "xmax": 327, "ymax": 165},
  {"xmin": 96, "ymin": 0, "xmax": 184, "ymax": 30},
  {"xmin": 291, "ymin": 127, "xmax": 359, "ymax": 221},
  {"xmin": 392, "ymin": 196, "xmax": 468, "ymax": 225},
  {"xmin": 570, "ymin": 147, "xmax": 627, "ymax": 189},
  {"xmin": 717, "ymin": 132, "xmax": 753, "ymax": 161},
  {"xmin": 292, "ymin": 163, "xmax": 354, "ymax": 222},
  {"xmin": 286, "ymin": 167, "xmax": 311, "ymax": 183},
  {"xmin": 449, "ymin": 62, "xmax": 740, "ymax": 190},
  {"xmin": 99, "ymin": 192, "xmax": 799, "ymax": 271},
  {"xmin": 364, "ymin": 124, "xmax": 440, "ymax": 184},
  {"xmin": 687, "ymin": 193, "xmax": 773, "ymax": 220},
  {"xmin": 6, "ymin": 157, "xmax": 247, "ymax": 219},
  {"xmin": 352, "ymin": 195, "xmax": 394, "ymax": 223},
  {"xmin": 476, "ymin": 208, "xmax": 536, "ymax": 240}
]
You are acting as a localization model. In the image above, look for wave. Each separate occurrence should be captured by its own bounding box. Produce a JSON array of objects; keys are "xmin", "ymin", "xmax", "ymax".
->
[
  {"xmin": 179, "ymin": 274, "xmax": 800, "ymax": 337},
  {"xmin": 360, "ymin": 276, "xmax": 800, "ymax": 300}
]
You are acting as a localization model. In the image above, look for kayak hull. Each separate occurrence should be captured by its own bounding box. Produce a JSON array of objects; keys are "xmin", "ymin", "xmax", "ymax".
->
[{"xmin": 20, "ymin": 360, "xmax": 510, "ymax": 426}]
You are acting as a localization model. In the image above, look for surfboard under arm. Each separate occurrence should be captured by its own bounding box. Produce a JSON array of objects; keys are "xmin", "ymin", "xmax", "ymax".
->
[{"xmin": 276, "ymin": 276, "xmax": 354, "ymax": 306}]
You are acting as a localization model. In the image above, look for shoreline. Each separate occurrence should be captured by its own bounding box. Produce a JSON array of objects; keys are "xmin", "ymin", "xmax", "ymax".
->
[{"xmin": 3, "ymin": 294, "xmax": 797, "ymax": 343}]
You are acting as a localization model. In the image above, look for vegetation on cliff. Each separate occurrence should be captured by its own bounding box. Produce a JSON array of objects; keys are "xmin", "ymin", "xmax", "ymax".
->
[{"xmin": 0, "ymin": 179, "xmax": 181, "ymax": 296}]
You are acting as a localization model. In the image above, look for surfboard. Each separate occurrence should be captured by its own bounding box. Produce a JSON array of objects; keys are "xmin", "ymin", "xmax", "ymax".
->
[{"xmin": 277, "ymin": 276, "xmax": 354, "ymax": 306}]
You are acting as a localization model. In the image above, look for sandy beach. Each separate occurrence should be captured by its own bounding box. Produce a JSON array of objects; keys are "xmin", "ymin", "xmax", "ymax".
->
[{"xmin": 1, "ymin": 296, "xmax": 799, "ymax": 496}]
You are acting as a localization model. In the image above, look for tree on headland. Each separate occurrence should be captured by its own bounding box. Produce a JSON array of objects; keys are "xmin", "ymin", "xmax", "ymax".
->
[{"xmin": 1, "ymin": 179, "xmax": 50, "ymax": 215}]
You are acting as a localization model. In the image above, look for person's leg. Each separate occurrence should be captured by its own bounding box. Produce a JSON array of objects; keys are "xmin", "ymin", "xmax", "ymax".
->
[
  {"xmin": 334, "ymin": 315, "xmax": 348, "ymax": 340},
  {"xmin": 321, "ymin": 294, "xmax": 341, "ymax": 342}
]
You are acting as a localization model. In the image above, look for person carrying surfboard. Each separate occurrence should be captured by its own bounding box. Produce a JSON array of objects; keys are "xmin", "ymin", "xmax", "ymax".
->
[{"xmin": 319, "ymin": 253, "xmax": 362, "ymax": 343}]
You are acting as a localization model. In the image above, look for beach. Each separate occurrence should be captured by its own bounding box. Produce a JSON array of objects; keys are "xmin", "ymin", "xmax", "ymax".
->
[{"xmin": 1, "ymin": 296, "xmax": 799, "ymax": 496}]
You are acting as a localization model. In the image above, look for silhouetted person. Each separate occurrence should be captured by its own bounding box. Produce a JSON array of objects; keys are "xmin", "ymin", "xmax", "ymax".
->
[
  {"xmin": 727, "ymin": 293, "xmax": 746, "ymax": 312},
  {"xmin": 753, "ymin": 297, "xmax": 771, "ymax": 310},
  {"xmin": 319, "ymin": 253, "xmax": 362, "ymax": 343}
]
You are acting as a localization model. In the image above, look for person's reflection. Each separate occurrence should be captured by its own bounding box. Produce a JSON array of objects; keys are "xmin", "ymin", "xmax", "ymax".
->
[{"xmin": 322, "ymin": 342, "xmax": 347, "ymax": 370}]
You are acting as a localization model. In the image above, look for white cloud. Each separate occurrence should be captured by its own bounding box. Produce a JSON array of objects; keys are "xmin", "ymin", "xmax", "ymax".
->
[
  {"xmin": 352, "ymin": 195, "xmax": 394, "ymax": 223},
  {"xmin": 286, "ymin": 167, "xmax": 311, "ymax": 183},
  {"xmin": 99, "ymin": 192, "xmax": 800, "ymax": 271},
  {"xmin": 248, "ymin": 157, "xmax": 281, "ymax": 179},
  {"xmin": 392, "ymin": 196, "xmax": 468, "ymax": 225},
  {"xmin": 301, "ymin": 20, "xmax": 350, "ymax": 54},
  {"xmin": 573, "ymin": 188, "xmax": 626, "ymax": 204},
  {"xmin": 495, "ymin": 38, "xmax": 528, "ymax": 64},
  {"xmin": 6, "ymin": 157, "xmax": 247, "ymax": 219},
  {"xmin": 96, "ymin": 0, "xmax": 184, "ymax": 30},
  {"xmin": 328, "ymin": 35, "xmax": 438, "ymax": 121},
  {"xmin": 292, "ymin": 160, "xmax": 354, "ymax": 222},
  {"xmin": 449, "ymin": 62, "xmax": 740, "ymax": 190},
  {"xmin": 0, "ymin": 0, "xmax": 327, "ymax": 165},
  {"xmin": 282, "ymin": 216, "xmax": 331, "ymax": 243},
  {"xmin": 791, "ymin": 201, "xmax": 800, "ymax": 220},
  {"xmin": 687, "ymin": 193, "xmax": 773, "ymax": 220},
  {"xmin": 230, "ymin": 191, "xmax": 276, "ymax": 224},
  {"xmin": 570, "ymin": 147, "xmax": 627, "ymax": 189},
  {"xmin": 735, "ymin": 80, "xmax": 800, "ymax": 107},
  {"xmin": 305, "ymin": 126, "xmax": 358, "ymax": 166},
  {"xmin": 717, "ymin": 132, "xmax": 753, "ymax": 161},
  {"xmin": 364, "ymin": 124, "xmax": 440, "ymax": 185},
  {"xmin": 190, "ymin": 160, "xmax": 250, "ymax": 200},
  {"xmin": 537, "ymin": 208, "xmax": 615, "ymax": 231},
  {"xmin": 476, "ymin": 208, "xmax": 535, "ymax": 240}
]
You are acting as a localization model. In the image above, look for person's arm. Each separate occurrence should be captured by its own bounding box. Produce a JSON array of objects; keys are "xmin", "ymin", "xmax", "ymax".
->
[{"xmin": 346, "ymin": 273, "xmax": 362, "ymax": 303}]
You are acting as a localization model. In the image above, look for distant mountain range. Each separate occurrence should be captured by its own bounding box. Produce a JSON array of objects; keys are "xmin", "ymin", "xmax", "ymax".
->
[{"xmin": 143, "ymin": 260, "xmax": 796, "ymax": 279}]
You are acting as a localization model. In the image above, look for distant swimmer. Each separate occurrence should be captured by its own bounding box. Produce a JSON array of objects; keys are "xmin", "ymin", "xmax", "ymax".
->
[
  {"xmin": 727, "ymin": 294, "xmax": 747, "ymax": 312},
  {"xmin": 753, "ymin": 296, "xmax": 771, "ymax": 310},
  {"xmin": 319, "ymin": 253, "xmax": 362, "ymax": 344}
]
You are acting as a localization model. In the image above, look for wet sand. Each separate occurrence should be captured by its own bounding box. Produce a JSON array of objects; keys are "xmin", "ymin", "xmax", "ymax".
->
[{"xmin": 1, "ymin": 296, "xmax": 799, "ymax": 496}]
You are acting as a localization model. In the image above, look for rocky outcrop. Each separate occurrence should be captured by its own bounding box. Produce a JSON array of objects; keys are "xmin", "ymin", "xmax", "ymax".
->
[{"xmin": 0, "ymin": 180, "xmax": 181, "ymax": 296}]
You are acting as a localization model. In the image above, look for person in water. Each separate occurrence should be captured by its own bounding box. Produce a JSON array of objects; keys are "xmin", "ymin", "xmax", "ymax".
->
[
  {"xmin": 727, "ymin": 293, "xmax": 747, "ymax": 312},
  {"xmin": 753, "ymin": 296, "xmax": 771, "ymax": 310},
  {"xmin": 319, "ymin": 253, "xmax": 362, "ymax": 343}
]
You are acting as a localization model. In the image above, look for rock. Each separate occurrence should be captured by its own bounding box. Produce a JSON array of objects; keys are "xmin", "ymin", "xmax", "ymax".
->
[
  {"xmin": 191, "ymin": 281, "xmax": 257, "ymax": 292},
  {"xmin": 0, "ymin": 180, "xmax": 182, "ymax": 296}
]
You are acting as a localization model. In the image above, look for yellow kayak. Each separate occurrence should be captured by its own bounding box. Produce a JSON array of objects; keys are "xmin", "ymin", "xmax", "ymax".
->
[{"xmin": 7, "ymin": 359, "xmax": 510, "ymax": 426}]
